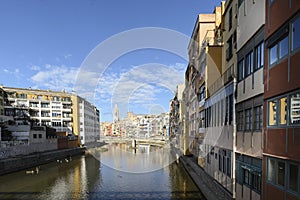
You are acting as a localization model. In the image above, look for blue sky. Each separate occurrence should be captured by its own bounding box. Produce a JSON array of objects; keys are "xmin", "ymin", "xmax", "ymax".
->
[{"xmin": 0, "ymin": 0, "xmax": 221, "ymax": 122}]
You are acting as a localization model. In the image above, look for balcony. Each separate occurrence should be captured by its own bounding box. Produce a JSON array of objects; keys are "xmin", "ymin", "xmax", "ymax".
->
[
  {"xmin": 62, "ymin": 106, "xmax": 72, "ymax": 112},
  {"xmin": 62, "ymin": 115, "xmax": 73, "ymax": 121},
  {"xmin": 202, "ymin": 29, "xmax": 223, "ymax": 48},
  {"xmin": 54, "ymin": 127, "xmax": 71, "ymax": 133}
]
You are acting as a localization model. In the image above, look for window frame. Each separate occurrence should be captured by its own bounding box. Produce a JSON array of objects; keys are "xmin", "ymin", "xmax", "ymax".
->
[
  {"xmin": 291, "ymin": 15, "xmax": 300, "ymax": 53},
  {"xmin": 290, "ymin": 92, "xmax": 300, "ymax": 126},
  {"xmin": 237, "ymin": 110, "xmax": 244, "ymax": 132},
  {"xmin": 238, "ymin": 59, "xmax": 245, "ymax": 82},
  {"xmin": 254, "ymin": 105, "xmax": 263, "ymax": 131},
  {"xmin": 268, "ymin": 34, "xmax": 289, "ymax": 68},
  {"xmin": 245, "ymin": 50, "xmax": 254, "ymax": 77},
  {"xmin": 267, "ymin": 90, "xmax": 300, "ymax": 128},
  {"xmin": 245, "ymin": 108, "xmax": 252, "ymax": 132},
  {"xmin": 266, "ymin": 157, "xmax": 300, "ymax": 197},
  {"xmin": 254, "ymin": 42, "xmax": 264, "ymax": 71},
  {"xmin": 288, "ymin": 162, "xmax": 300, "ymax": 194}
]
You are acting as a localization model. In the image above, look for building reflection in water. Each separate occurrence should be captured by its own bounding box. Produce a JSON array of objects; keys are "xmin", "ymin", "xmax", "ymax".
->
[
  {"xmin": 0, "ymin": 154, "xmax": 101, "ymax": 200},
  {"xmin": 0, "ymin": 144, "xmax": 204, "ymax": 200},
  {"xmin": 97, "ymin": 143, "xmax": 172, "ymax": 173}
]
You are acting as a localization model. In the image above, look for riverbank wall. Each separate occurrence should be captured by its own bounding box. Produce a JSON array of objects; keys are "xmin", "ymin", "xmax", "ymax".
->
[
  {"xmin": 171, "ymin": 144, "xmax": 232, "ymax": 200},
  {"xmin": 0, "ymin": 147, "xmax": 85, "ymax": 175}
]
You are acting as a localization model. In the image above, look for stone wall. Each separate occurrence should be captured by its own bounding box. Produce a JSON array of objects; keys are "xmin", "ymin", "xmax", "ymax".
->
[
  {"xmin": 0, "ymin": 148, "xmax": 85, "ymax": 175},
  {"xmin": 0, "ymin": 139, "xmax": 57, "ymax": 159}
]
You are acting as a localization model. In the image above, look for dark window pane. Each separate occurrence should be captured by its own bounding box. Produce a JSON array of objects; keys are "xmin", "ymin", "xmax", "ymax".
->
[
  {"xmin": 244, "ymin": 169, "xmax": 250, "ymax": 184},
  {"xmin": 292, "ymin": 17, "xmax": 300, "ymax": 51},
  {"xmin": 289, "ymin": 164, "xmax": 298, "ymax": 192},
  {"xmin": 227, "ymin": 156, "xmax": 231, "ymax": 177},
  {"xmin": 261, "ymin": 42, "xmax": 264, "ymax": 68},
  {"xmin": 277, "ymin": 161, "xmax": 285, "ymax": 186},
  {"xmin": 238, "ymin": 59, "xmax": 244, "ymax": 81}
]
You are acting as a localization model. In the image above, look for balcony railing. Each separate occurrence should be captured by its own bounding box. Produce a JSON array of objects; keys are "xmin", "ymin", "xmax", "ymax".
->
[{"xmin": 201, "ymin": 29, "xmax": 223, "ymax": 48}]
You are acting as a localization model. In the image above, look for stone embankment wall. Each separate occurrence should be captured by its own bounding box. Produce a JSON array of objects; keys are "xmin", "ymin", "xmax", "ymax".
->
[
  {"xmin": 0, "ymin": 148, "xmax": 85, "ymax": 175},
  {"xmin": 0, "ymin": 139, "xmax": 57, "ymax": 159}
]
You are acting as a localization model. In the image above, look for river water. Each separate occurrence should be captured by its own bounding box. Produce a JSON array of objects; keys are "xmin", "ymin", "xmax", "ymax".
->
[{"xmin": 0, "ymin": 143, "xmax": 204, "ymax": 200}]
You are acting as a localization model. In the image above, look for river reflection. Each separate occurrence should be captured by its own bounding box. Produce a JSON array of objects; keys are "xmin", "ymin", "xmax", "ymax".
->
[{"xmin": 0, "ymin": 143, "xmax": 204, "ymax": 200}]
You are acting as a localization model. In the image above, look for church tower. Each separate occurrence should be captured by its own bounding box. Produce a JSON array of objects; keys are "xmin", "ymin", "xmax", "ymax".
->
[{"xmin": 113, "ymin": 104, "xmax": 119, "ymax": 122}]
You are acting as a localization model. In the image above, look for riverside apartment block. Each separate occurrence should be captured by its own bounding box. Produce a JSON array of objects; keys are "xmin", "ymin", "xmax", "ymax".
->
[{"xmin": 1, "ymin": 86, "xmax": 100, "ymax": 146}]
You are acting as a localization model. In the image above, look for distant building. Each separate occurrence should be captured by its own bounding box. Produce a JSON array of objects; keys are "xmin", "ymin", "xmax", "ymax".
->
[{"xmin": 1, "ymin": 86, "xmax": 100, "ymax": 146}]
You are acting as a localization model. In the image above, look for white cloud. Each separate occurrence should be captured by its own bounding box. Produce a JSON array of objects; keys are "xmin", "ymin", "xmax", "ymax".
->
[
  {"xmin": 30, "ymin": 65, "xmax": 78, "ymax": 92},
  {"xmin": 30, "ymin": 65, "xmax": 41, "ymax": 71},
  {"xmin": 93, "ymin": 62, "xmax": 185, "ymax": 118},
  {"xmin": 64, "ymin": 54, "xmax": 72, "ymax": 59}
]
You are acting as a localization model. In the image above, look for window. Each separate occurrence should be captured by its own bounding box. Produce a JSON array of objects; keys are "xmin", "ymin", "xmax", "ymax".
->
[
  {"xmin": 39, "ymin": 134, "xmax": 42, "ymax": 139},
  {"xmin": 221, "ymin": 99, "xmax": 224, "ymax": 125},
  {"xmin": 267, "ymin": 158, "xmax": 300, "ymax": 195},
  {"xmin": 244, "ymin": 169, "xmax": 250, "ymax": 185},
  {"xmin": 245, "ymin": 51, "xmax": 253, "ymax": 76},
  {"xmin": 254, "ymin": 106, "xmax": 263, "ymax": 131},
  {"xmin": 53, "ymin": 96, "xmax": 60, "ymax": 101},
  {"xmin": 238, "ymin": 59, "xmax": 244, "ymax": 81},
  {"xmin": 52, "ymin": 121, "xmax": 61, "ymax": 127},
  {"xmin": 252, "ymin": 173, "xmax": 261, "ymax": 192},
  {"xmin": 255, "ymin": 42, "xmax": 264, "ymax": 70},
  {"xmin": 199, "ymin": 111, "xmax": 205, "ymax": 129},
  {"xmin": 292, "ymin": 16, "xmax": 300, "ymax": 51},
  {"xmin": 33, "ymin": 134, "xmax": 37, "ymax": 139},
  {"xmin": 269, "ymin": 35, "xmax": 288, "ymax": 66},
  {"xmin": 269, "ymin": 100, "xmax": 277, "ymax": 126},
  {"xmin": 227, "ymin": 155, "xmax": 231, "ymax": 177},
  {"xmin": 226, "ymin": 37, "xmax": 233, "ymax": 61},
  {"xmin": 229, "ymin": 95, "xmax": 233, "ymax": 125},
  {"xmin": 279, "ymin": 36, "xmax": 288, "ymax": 59},
  {"xmin": 277, "ymin": 161, "xmax": 285, "ymax": 186},
  {"xmin": 41, "ymin": 103, "xmax": 49, "ymax": 108},
  {"xmin": 279, "ymin": 97, "xmax": 287, "ymax": 125},
  {"xmin": 289, "ymin": 164, "xmax": 299, "ymax": 192},
  {"xmin": 229, "ymin": 8, "xmax": 232, "ymax": 31},
  {"xmin": 19, "ymin": 93, "xmax": 27, "ymax": 99},
  {"xmin": 267, "ymin": 158, "xmax": 276, "ymax": 182},
  {"xmin": 223, "ymin": 153, "xmax": 226, "ymax": 173},
  {"xmin": 290, "ymin": 93, "xmax": 300, "ymax": 125},
  {"xmin": 268, "ymin": 91, "xmax": 300, "ymax": 127},
  {"xmin": 225, "ymin": 97, "xmax": 229, "ymax": 125},
  {"xmin": 245, "ymin": 109, "xmax": 252, "ymax": 131},
  {"xmin": 219, "ymin": 154, "xmax": 222, "ymax": 171},
  {"xmin": 270, "ymin": 44, "xmax": 278, "ymax": 65},
  {"xmin": 237, "ymin": 111, "xmax": 244, "ymax": 131},
  {"xmin": 198, "ymin": 85, "xmax": 206, "ymax": 102}
]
